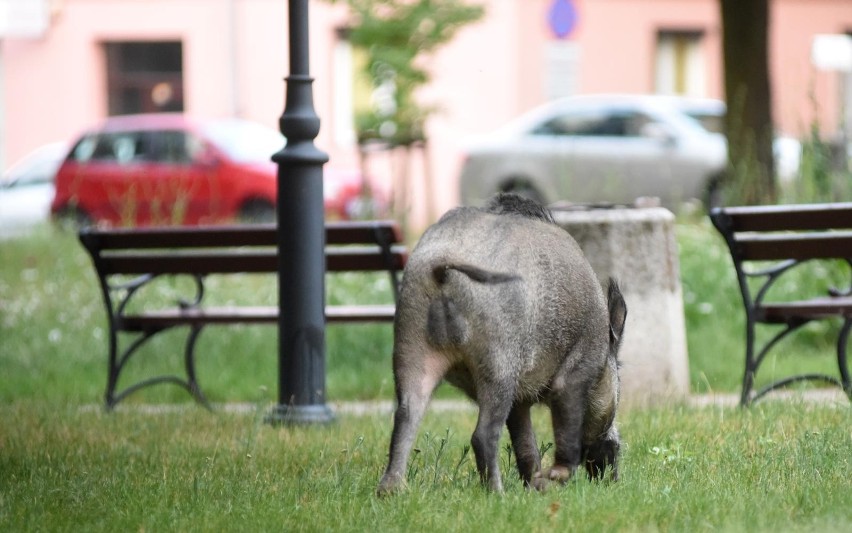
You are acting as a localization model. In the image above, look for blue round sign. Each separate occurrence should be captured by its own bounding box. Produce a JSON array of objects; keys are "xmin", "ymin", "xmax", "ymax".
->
[{"xmin": 548, "ymin": 0, "xmax": 578, "ymax": 40}]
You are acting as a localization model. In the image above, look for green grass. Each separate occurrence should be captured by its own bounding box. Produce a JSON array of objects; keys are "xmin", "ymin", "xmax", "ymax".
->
[
  {"xmin": 1, "ymin": 400, "xmax": 850, "ymax": 531},
  {"xmin": 1, "ymin": 221, "xmax": 851, "ymax": 530}
]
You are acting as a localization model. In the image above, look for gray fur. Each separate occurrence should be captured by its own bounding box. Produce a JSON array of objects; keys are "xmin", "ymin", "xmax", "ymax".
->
[{"xmin": 377, "ymin": 194, "xmax": 627, "ymax": 495}]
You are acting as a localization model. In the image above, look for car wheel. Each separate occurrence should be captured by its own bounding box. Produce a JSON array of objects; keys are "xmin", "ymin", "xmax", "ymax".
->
[
  {"xmin": 239, "ymin": 199, "xmax": 276, "ymax": 224},
  {"xmin": 705, "ymin": 175, "xmax": 725, "ymax": 210},
  {"xmin": 53, "ymin": 205, "xmax": 93, "ymax": 231},
  {"xmin": 501, "ymin": 181, "xmax": 545, "ymax": 205}
]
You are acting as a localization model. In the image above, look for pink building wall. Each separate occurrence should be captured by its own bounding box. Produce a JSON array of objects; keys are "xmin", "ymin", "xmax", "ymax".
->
[
  {"xmin": 3, "ymin": 0, "xmax": 852, "ymax": 228},
  {"xmin": 772, "ymin": 0, "xmax": 852, "ymax": 136}
]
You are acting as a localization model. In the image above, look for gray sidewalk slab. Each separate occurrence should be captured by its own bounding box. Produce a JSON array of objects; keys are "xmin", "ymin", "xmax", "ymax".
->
[{"xmin": 87, "ymin": 389, "xmax": 849, "ymax": 416}]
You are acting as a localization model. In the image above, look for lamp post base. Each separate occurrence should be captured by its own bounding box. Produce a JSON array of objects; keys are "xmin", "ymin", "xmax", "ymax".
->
[{"xmin": 265, "ymin": 403, "xmax": 335, "ymax": 426}]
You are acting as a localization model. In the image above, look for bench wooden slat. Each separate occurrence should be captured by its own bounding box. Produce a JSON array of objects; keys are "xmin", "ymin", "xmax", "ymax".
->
[
  {"xmin": 735, "ymin": 232, "xmax": 852, "ymax": 261},
  {"xmin": 716, "ymin": 202, "xmax": 852, "ymax": 232},
  {"xmin": 324, "ymin": 304, "xmax": 397, "ymax": 322},
  {"xmin": 79, "ymin": 221, "xmax": 403, "ymax": 250},
  {"xmin": 118, "ymin": 304, "xmax": 397, "ymax": 330},
  {"xmin": 759, "ymin": 297, "xmax": 852, "ymax": 323},
  {"xmin": 98, "ymin": 246, "xmax": 408, "ymax": 275}
]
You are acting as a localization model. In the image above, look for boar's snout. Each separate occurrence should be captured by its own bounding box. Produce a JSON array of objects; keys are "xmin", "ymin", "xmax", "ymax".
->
[
  {"xmin": 584, "ymin": 427, "xmax": 621, "ymax": 482},
  {"xmin": 582, "ymin": 280, "xmax": 627, "ymax": 482}
]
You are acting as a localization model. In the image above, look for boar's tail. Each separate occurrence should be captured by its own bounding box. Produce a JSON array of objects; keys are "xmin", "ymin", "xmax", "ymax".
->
[
  {"xmin": 426, "ymin": 264, "xmax": 519, "ymax": 348},
  {"xmin": 432, "ymin": 264, "xmax": 520, "ymax": 285}
]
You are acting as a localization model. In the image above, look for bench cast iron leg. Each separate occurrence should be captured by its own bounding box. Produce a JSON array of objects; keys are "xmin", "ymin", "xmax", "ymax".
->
[
  {"xmin": 105, "ymin": 323, "xmax": 120, "ymax": 410},
  {"xmin": 838, "ymin": 318, "xmax": 852, "ymax": 401},
  {"xmin": 185, "ymin": 325, "xmax": 212, "ymax": 410},
  {"xmin": 740, "ymin": 313, "xmax": 757, "ymax": 406},
  {"xmin": 103, "ymin": 325, "xmax": 212, "ymax": 410}
]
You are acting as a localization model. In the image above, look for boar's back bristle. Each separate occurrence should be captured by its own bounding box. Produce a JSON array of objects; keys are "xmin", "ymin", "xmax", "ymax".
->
[{"xmin": 485, "ymin": 193, "xmax": 555, "ymax": 224}]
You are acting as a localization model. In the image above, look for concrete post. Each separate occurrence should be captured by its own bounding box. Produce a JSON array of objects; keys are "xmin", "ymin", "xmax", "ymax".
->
[{"xmin": 553, "ymin": 206, "xmax": 690, "ymax": 406}]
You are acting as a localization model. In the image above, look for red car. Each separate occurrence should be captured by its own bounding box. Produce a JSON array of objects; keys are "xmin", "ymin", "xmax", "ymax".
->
[{"xmin": 51, "ymin": 114, "xmax": 377, "ymax": 226}]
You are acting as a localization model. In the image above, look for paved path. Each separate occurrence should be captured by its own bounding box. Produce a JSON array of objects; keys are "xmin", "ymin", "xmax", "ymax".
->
[
  {"xmin": 96, "ymin": 388, "xmax": 848, "ymax": 416},
  {"xmin": 332, "ymin": 389, "xmax": 850, "ymax": 415},
  {"xmin": 686, "ymin": 388, "xmax": 849, "ymax": 408}
]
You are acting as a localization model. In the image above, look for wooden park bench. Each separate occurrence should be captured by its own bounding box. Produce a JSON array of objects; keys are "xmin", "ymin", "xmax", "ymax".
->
[
  {"xmin": 78, "ymin": 221, "xmax": 407, "ymax": 410},
  {"xmin": 710, "ymin": 203, "xmax": 852, "ymax": 405}
]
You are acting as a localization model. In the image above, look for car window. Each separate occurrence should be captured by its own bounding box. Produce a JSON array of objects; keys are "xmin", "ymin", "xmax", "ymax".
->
[
  {"xmin": 72, "ymin": 131, "xmax": 155, "ymax": 164},
  {"xmin": 202, "ymin": 119, "xmax": 284, "ymax": 164},
  {"xmin": 684, "ymin": 112, "xmax": 724, "ymax": 134},
  {"xmin": 156, "ymin": 130, "xmax": 202, "ymax": 164},
  {"xmin": 532, "ymin": 109, "xmax": 654, "ymax": 138}
]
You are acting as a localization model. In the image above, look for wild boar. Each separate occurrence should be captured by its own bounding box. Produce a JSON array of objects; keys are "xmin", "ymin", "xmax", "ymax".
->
[{"xmin": 377, "ymin": 194, "xmax": 627, "ymax": 495}]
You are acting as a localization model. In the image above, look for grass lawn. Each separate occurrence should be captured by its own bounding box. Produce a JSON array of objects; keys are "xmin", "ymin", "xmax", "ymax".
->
[
  {"xmin": 1, "ymin": 219, "xmax": 850, "ymax": 531},
  {"xmin": 1, "ymin": 400, "xmax": 850, "ymax": 532}
]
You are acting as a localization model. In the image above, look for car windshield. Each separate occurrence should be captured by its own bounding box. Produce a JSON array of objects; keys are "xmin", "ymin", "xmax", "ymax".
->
[
  {"xmin": 201, "ymin": 119, "xmax": 285, "ymax": 164},
  {"xmin": 2, "ymin": 143, "xmax": 67, "ymax": 187},
  {"xmin": 682, "ymin": 111, "xmax": 724, "ymax": 134}
]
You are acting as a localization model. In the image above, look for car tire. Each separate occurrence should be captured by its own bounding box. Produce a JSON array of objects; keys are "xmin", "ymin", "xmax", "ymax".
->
[
  {"xmin": 238, "ymin": 199, "xmax": 276, "ymax": 224},
  {"xmin": 705, "ymin": 175, "xmax": 725, "ymax": 210}
]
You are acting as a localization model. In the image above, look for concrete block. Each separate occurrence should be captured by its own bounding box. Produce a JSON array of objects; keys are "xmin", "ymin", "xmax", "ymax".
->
[{"xmin": 553, "ymin": 206, "xmax": 690, "ymax": 406}]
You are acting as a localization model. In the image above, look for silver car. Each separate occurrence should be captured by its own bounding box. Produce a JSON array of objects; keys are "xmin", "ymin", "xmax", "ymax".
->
[
  {"xmin": 0, "ymin": 142, "xmax": 68, "ymax": 238},
  {"xmin": 459, "ymin": 94, "xmax": 731, "ymax": 208}
]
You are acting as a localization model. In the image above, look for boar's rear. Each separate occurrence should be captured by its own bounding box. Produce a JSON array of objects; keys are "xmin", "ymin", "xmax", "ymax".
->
[
  {"xmin": 377, "ymin": 193, "xmax": 626, "ymax": 495},
  {"xmin": 426, "ymin": 263, "xmax": 519, "ymax": 346}
]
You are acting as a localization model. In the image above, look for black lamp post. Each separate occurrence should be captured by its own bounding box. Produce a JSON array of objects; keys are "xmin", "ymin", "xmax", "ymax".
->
[{"xmin": 267, "ymin": 0, "xmax": 334, "ymax": 424}]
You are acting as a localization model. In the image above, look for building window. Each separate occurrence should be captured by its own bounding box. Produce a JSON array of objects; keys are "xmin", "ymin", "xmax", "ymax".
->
[
  {"xmin": 105, "ymin": 41, "xmax": 184, "ymax": 115},
  {"xmin": 655, "ymin": 31, "xmax": 705, "ymax": 97}
]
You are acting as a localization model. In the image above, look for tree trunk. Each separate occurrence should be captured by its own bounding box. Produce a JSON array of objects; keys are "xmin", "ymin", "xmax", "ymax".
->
[{"xmin": 719, "ymin": 0, "xmax": 776, "ymax": 205}]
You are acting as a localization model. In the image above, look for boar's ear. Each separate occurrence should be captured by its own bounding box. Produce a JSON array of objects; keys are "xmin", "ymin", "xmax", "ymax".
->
[{"xmin": 607, "ymin": 279, "xmax": 627, "ymax": 349}]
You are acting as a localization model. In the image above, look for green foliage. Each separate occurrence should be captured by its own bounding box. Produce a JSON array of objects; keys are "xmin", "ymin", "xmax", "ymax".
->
[
  {"xmin": 779, "ymin": 121, "xmax": 852, "ymax": 204},
  {"xmin": 330, "ymin": 0, "xmax": 485, "ymax": 145}
]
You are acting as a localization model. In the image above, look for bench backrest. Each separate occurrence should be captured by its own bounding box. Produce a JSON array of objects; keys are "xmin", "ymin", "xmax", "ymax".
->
[
  {"xmin": 710, "ymin": 203, "xmax": 852, "ymax": 262},
  {"xmin": 79, "ymin": 221, "xmax": 407, "ymax": 278}
]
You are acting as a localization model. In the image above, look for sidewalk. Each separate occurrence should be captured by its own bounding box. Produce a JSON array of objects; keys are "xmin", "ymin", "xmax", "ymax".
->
[
  {"xmin": 97, "ymin": 388, "xmax": 849, "ymax": 416},
  {"xmin": 686, "ymin": 388, "xmax": 850, "ymax": 408}
]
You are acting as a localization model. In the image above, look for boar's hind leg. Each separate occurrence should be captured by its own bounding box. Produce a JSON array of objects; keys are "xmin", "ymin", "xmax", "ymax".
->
[
  {"xmin": 471, "ymin": 379, "xmax": 516, "ymax": 492},
  {"xmin": 506, "ymin": 401, "xmax": 541, "ymax": 487},
  {"xmin": 377, "ymin": 351, "xmax": 448, "ymax": 496},
  {"xmin": 533, "ymin": 378, "xmax": 589, "ymax": 490}
]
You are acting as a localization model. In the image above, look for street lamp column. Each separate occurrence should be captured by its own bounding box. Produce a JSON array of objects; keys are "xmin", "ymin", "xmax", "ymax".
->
[{"xmin": 267, "ymin": 0, "xmax": 334, "ymax": 424}]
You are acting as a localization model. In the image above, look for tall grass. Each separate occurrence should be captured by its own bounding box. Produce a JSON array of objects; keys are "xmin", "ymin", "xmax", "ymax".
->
[{"xmin": 779, "ymin": 122, "xmax": 852, "ymax": 204}]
